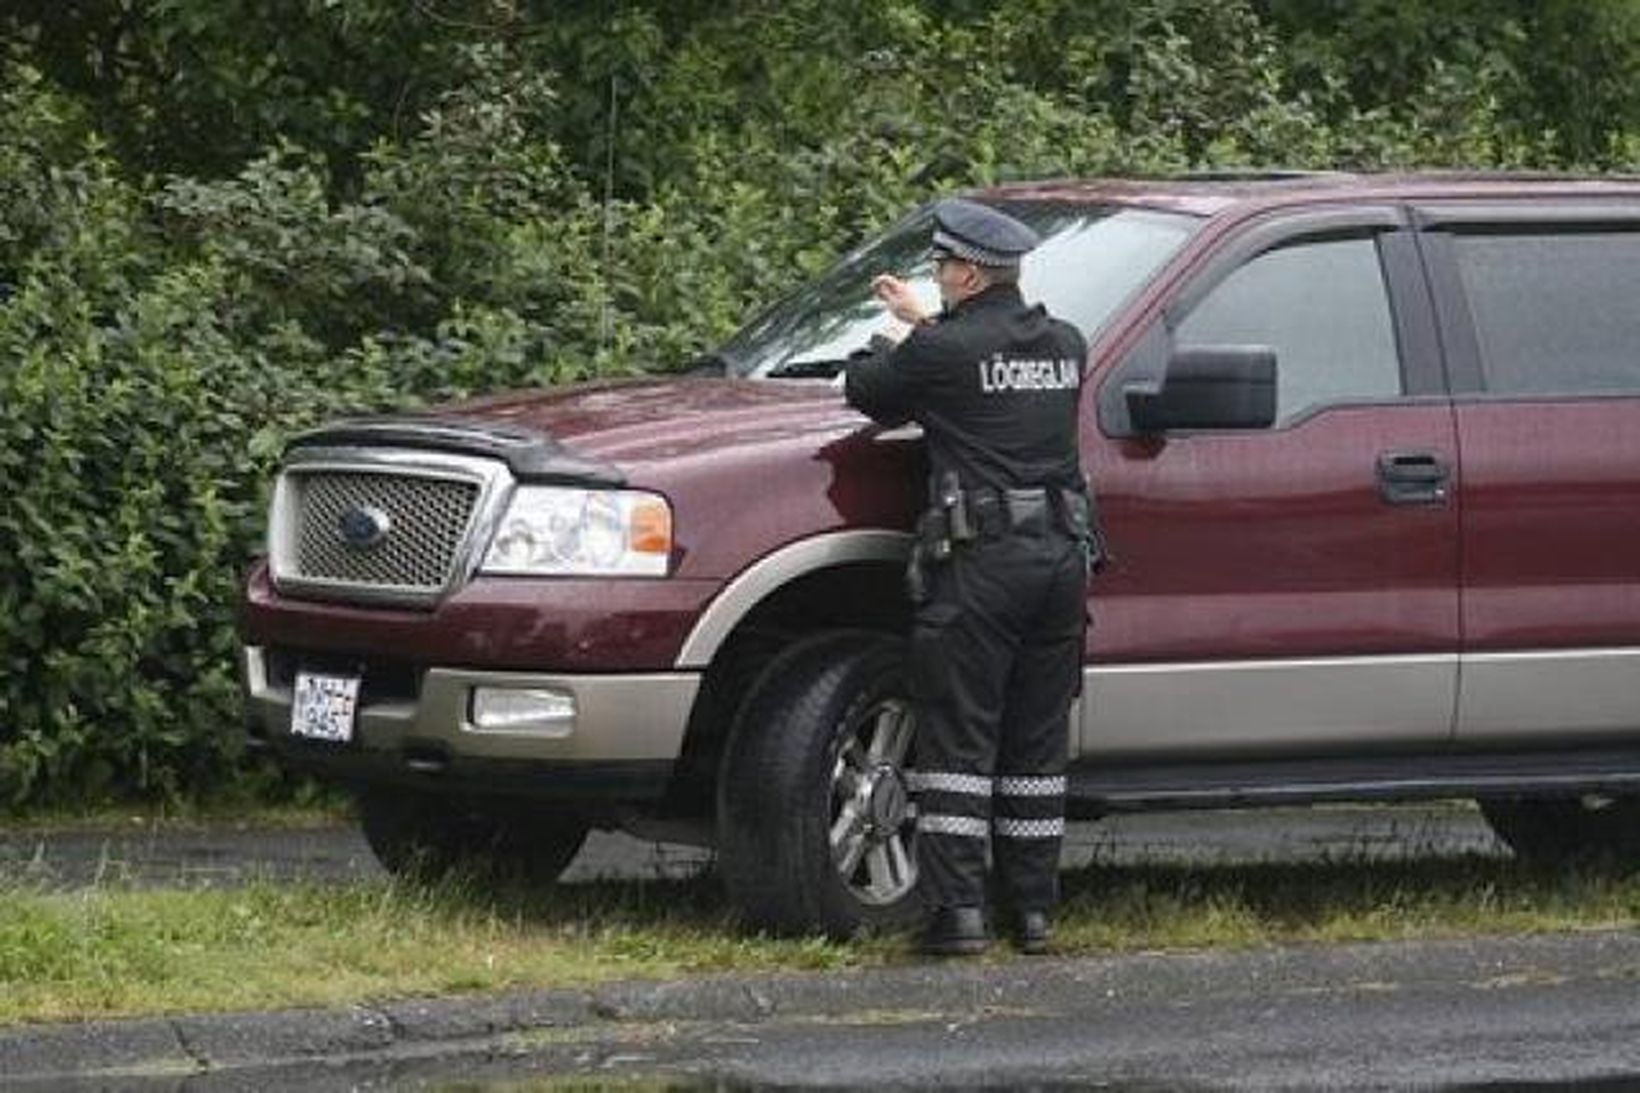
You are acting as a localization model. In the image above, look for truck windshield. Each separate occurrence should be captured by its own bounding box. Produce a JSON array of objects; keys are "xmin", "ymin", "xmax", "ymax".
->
[{"xmin": 719, "ymin": 202, "xmax": 1200, "ymax": 379}]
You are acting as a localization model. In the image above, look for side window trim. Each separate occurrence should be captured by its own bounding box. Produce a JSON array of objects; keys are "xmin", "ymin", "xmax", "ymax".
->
[
  {"xmin": 1161, "ymin": 206, "xmax": 1404, "ymax": 325},
  {"xmin": 1378, "ymin": 228, "xmax": 1448, "ymax": 399},
  {"xmin": 1412, "ymin": 229, "xmax": 1485, "ymax": 396},
  {"xmin": 1415, "ymin": 201, "xmax": 1640, "ymax": 230}
]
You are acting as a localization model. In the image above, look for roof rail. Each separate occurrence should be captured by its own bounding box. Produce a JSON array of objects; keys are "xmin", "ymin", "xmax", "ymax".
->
[{"xmin": 1162, "ymin": 168, "xmax": 1356, "ymax": 182}]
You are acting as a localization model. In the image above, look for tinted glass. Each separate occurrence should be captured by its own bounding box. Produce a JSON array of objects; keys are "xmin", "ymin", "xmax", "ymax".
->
[
  {"xmin": 722, "ymin": 203, "xmax": 1199, "ymax": 378},
  {"xmin": 1176, "ymin": 236, "xmax": 1403, "ymax": 424},
  {"xmin": 1454, "ymin": 230, "xmax": 1640, "ymax": 395}
]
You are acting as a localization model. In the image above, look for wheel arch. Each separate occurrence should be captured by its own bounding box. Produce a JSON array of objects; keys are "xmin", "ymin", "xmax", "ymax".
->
[{"xmin": 675, "ymin": 530, "xmax": 913, "ymax": 670}]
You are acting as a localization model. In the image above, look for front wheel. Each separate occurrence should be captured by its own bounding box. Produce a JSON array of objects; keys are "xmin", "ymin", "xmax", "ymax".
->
[
  {"xmin": 1478, "ymin": 794, "xmax": 1640, "ymax": 865},
  {"xmin": 357, "ymin": 787, "xmax": 589, "ymax": 885},
  {"xmin": 717, "ymin": 631, "xmax": 923, "ymax": 938}
]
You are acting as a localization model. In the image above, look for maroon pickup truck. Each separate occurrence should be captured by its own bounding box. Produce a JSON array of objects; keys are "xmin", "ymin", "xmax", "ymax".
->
[{"xmin": 242, "ymin": 172, "xmax": 1640, "ymax": 936}]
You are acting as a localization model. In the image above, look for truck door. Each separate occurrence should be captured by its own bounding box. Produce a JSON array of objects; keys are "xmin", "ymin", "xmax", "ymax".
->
[
  {"xmin": 1080, "ymin": 208, "xmax": 1461, "ymax": 758},
  {"xmin": 1417, "ymin": 203, "xmax": 1640, "ymax": 743}
]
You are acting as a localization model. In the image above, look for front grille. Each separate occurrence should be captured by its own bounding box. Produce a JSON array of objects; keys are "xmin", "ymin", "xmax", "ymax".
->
[{"xmin": 292, "ymin": 471, "xmax": 481, "ymax": 593}]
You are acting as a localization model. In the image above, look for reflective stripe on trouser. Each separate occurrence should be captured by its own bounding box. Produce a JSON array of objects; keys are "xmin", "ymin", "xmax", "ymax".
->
[
  {"xmin": 909, "ymin": 531, "xmax": 1085, "ymax": 911},
  {"xmin": 911, "ymin": 770, "xmax": 991, "ymax": 877},
  {"xmin": 993, "ymin": 773, "xmax": 1068, "ymax": 911}
]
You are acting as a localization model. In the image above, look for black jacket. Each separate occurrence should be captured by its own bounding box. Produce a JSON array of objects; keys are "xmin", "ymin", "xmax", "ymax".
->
[{"xmin": 844, "ymin": 283, "xmax": 1087, "ymax": 494}]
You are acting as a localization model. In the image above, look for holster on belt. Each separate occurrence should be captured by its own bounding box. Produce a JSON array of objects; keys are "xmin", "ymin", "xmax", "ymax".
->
[
  {"xmin": 1056, "ymin": 488, "xmax": 1111, "ymax": 577},
  {"xmin": 938, "ymin": 470, "xmax": 975, "ymax": 544},
  {"xmin": 906, "ymin": 508, "xmax": 952, "ymax": 605}
]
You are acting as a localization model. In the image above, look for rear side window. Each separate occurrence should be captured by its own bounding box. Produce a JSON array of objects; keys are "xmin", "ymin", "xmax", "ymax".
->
[
  {"xmin": 1453, "ymin": 230, "xmax": 1640, "ymax": 396},
  {"xmin": 1175, "ymin": 236, "xmax": 1403, "ymax": 424}
]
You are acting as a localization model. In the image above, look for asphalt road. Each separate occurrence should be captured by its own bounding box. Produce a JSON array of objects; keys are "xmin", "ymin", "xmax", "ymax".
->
[
  {"xmin": 337, "ymin": 933, "xmax": 1640, "ymax": 1091},
  {"xmin": 0, "ymin": 803, "xmax": 1507, "ymax": 891}
]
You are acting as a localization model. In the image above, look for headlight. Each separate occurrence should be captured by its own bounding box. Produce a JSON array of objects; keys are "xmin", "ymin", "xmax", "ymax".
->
[{"xmin": 480, "ymin": 486, "xmax": 673, "ymax": 577}]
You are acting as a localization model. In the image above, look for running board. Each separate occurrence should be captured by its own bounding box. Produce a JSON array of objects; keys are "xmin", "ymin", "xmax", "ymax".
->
[{"xmin": 1066, "ymin": 746, "xmax": 1640, "ymax": 815}]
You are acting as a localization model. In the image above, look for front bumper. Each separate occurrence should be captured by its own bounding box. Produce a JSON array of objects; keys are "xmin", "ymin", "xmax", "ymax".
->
[{"xmin": 242, "ymin": 645, "xmax": 700, "ymax": 800}]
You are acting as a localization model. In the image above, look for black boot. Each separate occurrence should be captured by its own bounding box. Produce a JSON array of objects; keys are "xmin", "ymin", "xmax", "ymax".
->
[
  {"xmin": 920, "ymin": 906, "xmax": 989, "ymax": 956},
  {"xmin": 1008, "ymin": 909, "xmax": 1052, "ymax": 955}
]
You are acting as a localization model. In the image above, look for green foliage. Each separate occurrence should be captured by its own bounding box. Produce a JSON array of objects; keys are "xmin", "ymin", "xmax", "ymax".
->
[
  {"xmin": 0, "ymin": 253, "xmax": 253, "ymax": 803},
  {"xmin": 0, "ymin": 64, "xmax": 414, "ymax": 807},
  {"xmin": 1258, "ymin": 0, "xmax": 1640, "ymax": 166},
  {"xmin": 157, "ymin": 143, "xmax": 430, "ymax": 350},
  {"xmin": 1, "ymin": 2, "xmax": 1637, "ymax": 807}
]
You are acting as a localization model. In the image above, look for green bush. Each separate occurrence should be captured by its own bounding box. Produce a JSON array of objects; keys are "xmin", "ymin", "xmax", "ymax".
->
[
  {"xmin": 1, "ymin": 3, "xmax": 1636, "ymax": 808},
  {"xmin": 0, "ymin": 235, "xmax": 254, "ymax": 803}
]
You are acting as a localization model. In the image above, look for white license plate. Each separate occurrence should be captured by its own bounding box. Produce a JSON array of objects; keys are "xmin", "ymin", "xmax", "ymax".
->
[{"xmin": 290, "ymin": 672, "xmax": 361, "ymax": 743}]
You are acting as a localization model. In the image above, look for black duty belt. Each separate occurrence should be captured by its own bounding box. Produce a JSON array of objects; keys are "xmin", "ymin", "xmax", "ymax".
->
[
  {"xmin": 916, "ymin": 476, "xmax": 1103, "ymax": 585},
  {"xmin": 965, "ymin": 487, "xmax": 1054, "ymax": 538}
]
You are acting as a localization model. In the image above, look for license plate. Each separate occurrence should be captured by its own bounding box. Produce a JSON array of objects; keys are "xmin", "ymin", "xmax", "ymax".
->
[{"xmin": 290, "ymin": 672, "xmax": 361, "ymax": 743}]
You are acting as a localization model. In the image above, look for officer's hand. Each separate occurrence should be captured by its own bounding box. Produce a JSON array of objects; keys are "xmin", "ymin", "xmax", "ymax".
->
[
  {"xmin": 872, "ymin": 274, "xmax": 929, "ymax": 327},
  {"xmin": 877, "ymin": 319, "xmax": 913, "ymax": 345}
]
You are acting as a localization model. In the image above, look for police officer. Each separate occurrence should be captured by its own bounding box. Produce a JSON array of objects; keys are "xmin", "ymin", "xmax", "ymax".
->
[{"xmin": 844, "ymin": 198, "xmax": 1093, "ymax": 956}]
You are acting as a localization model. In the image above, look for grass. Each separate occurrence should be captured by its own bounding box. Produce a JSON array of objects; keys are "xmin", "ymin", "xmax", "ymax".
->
[
  {"xmin": 0, "ymin": 871, "xmax": 872, "ymax": 1026},
  {"xmin": 1056, "ymin": 855, "xmax": 1640, "ymax": 949},
  {"xmin": 1, "ymin": 851, "xmax": 1638, "ymax": 1027}
]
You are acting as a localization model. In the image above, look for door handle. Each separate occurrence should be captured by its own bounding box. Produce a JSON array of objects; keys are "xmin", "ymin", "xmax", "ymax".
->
[{"xmin": 1376, "ymin": 450, "xmax": 1450, "ymax": 506}]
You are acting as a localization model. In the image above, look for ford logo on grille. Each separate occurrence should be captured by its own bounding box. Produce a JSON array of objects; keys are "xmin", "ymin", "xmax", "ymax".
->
[{"xmin": 338, "ymin": 505, "xmax": 392, "ymax": 550}]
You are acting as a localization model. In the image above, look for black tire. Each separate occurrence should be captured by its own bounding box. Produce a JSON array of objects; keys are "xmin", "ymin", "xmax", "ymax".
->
[
  {"xmin": 1479, "ymin": 795, "xmax": 1640, "ymax": 865},
  {"xmin": 717, "ymin": 630, "xmax": 924, "ymax": 938},
  {"xmin": 357, "ymin": 787, "xmax": 589, "ymax": 885}
]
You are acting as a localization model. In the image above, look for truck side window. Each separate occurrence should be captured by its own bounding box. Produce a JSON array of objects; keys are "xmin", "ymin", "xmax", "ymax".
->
[
  {"xmin": 1175, "ymin": 236, "xmax": 1403, "ymax": 425},
  {"xmin": 1452, "ymin": 229, "xmax": 1640, "ymax": 396}
]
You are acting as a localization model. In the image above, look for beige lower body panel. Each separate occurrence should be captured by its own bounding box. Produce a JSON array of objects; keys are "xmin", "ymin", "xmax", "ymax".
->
[
  {"xmin": 1080, "ymin": 654, "xmax": 1459, "ymax": 758},
  {"xmin": 1459, "ymin": 648, "xmax": 1640, "ymax": 742},
  {"xmin": 243, "ymin": 646, "xmax": 699, "ymax": 761}
]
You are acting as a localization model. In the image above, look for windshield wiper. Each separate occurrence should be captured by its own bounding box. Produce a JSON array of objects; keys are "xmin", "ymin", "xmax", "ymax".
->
[{"xmin": 766, "ymin": 358, "xmax": 848, "ymax": 379}]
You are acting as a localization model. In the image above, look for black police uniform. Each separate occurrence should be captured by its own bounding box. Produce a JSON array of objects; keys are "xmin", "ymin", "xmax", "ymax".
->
[{"xmin": 844, "ymin": 200, "xmax": 1091, "ymax": 946}]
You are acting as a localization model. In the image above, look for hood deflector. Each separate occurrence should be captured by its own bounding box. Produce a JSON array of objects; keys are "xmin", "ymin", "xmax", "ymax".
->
[{"xmin": 286, "ymin": 416, "xmax": 626, "ymax": 485}]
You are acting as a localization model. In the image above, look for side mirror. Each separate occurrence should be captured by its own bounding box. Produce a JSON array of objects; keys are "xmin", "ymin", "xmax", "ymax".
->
[{"xmin": 1124, "ymin": 345, "xmax": 1277, "ymax": 433}]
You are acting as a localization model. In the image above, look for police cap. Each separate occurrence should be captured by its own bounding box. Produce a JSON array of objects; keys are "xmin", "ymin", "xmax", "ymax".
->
[{"xmin": 930, "ymin": 198, "xmax": 1040, "ymax": 269}]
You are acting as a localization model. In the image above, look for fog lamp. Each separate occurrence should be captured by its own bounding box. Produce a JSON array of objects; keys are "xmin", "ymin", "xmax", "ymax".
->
[{"xmin": 469, "ymin": 687, "xmax": 577, "ymax": 736}]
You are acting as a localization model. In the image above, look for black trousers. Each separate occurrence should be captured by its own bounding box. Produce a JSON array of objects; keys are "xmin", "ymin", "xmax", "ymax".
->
[{"xmin": 909, "ymin": 528, "xmax": 1087, "ymax": 913}]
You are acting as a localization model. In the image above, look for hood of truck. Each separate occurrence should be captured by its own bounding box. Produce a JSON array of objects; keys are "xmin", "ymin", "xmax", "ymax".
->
[
  {"xmin": 283, "ymin": 374, "xmax": 925, "ymax": 582},
  {"xmin": 437, "ymin": 375, "xmax": 869, "ymax": 473}
]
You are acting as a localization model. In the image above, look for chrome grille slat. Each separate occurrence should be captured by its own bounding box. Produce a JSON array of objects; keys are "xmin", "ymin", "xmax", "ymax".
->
[{"xmin": 294, "ymin": 472, "xmax": 479, "ymax": 590}]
